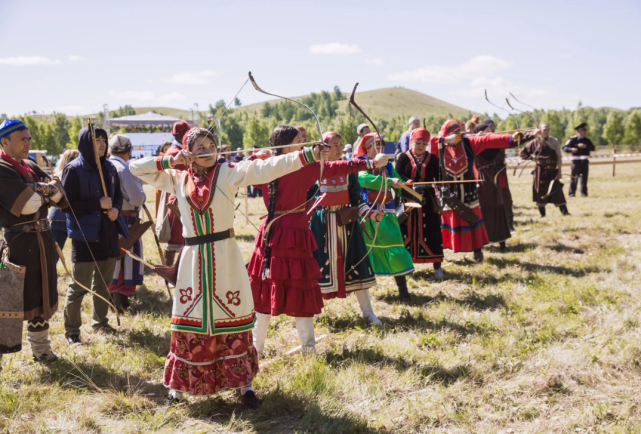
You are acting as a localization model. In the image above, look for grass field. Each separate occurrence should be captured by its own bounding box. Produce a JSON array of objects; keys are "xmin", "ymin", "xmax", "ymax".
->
[{"xmin": 1, "ymin": 162, "xmax": 641, "ymax": 433}]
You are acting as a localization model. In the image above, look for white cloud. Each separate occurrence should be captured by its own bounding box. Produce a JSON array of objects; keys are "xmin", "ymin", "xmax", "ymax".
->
[
  {"xmin": 364, "ymin": 58, "xmax": 384, "ymax": 65},
  {"xmin": 167, "ymin": 70, "xmax": 217, "ymax": 85},
  {"xmin": 68, "ymin": 55, "xmax": 81, "ymax": 61},
  {"xmin": 45, "ymin": 105, "xmax": 86, "ymax": 114},
  {"xmin": 388, "ymin": 55, "xmax": 512, "ymax": 84},
  {"xmin": 110, "ymin": 90, "xmax": 155, "ymax": 101},
  {"xmin": 309, "ymin": 43, "xmax": 361, "ymax": 55},
  {"xmin": 0, "ymin": 56, "xmax": 61, "ymax": 66},
  {"xmin": 157, "ymin": 92, "xmax": 186, "ymax": 103},
  {"xmin": 109, "ymin": 90, "xmax": 186, "ymax": 104}
]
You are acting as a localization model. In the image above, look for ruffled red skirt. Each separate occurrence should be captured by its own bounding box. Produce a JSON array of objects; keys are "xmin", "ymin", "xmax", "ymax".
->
[
  {"xmin": 440, "ymin": 206, "xmax": 489, "ymax": 253},
  {"xmin": 163, "ymin": 330, "xmax": 258, "ymax": 396},
  {"xmin": 248, "ymin": 226, "xmax": 324, "ymax": 317}
]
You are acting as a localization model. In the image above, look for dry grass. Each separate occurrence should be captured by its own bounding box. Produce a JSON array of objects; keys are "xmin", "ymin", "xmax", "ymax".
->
[{"xmin": 1, "ymin": 163, "xmax": 641, "ymax": 433}]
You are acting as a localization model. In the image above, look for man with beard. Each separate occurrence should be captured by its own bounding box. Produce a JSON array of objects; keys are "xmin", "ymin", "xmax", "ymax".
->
[{"xmin": 520, "ymin": 124, "xmax": 570, "ymax": 216}]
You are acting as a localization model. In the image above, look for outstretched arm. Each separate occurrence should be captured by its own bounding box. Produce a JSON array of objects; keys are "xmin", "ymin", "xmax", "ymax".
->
[
  {"xmin": 225, "ymin": 147, "xmax": 318, "ymax": 189},
  {"xmin": 129, "ymin": 156, "xmax": 179, "ymax": 195},
  {"xmin": 467, "ymin": 133, "xmax": 512, "ymax": 155}
]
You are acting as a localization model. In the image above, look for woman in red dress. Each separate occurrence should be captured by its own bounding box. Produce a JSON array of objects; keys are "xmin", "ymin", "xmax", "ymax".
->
[
  {"xmin": 430, "ymin": 120, "xmax": 522, "ymax": 262},
  {"xmin": 248, "ymin": 125, "xmax": 387, "ymax": 354}
]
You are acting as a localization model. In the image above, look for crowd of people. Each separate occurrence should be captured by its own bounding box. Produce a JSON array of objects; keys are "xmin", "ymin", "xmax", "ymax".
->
[{"xmin": 0, "ymin": 113, "xmax": 597, "ymax": 408}]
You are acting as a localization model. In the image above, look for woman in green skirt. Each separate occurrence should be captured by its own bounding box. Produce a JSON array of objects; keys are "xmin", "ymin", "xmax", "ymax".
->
[
  {"xmin": 353, "ymin": 133, "xmax": 415, "ymax": 299},
  {"xmin": 308, "ymin": 132, "xmax": 385, "ymax": 324}
]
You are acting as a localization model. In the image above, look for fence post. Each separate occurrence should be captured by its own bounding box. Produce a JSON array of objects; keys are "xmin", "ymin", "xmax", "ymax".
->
[{"xmin": 612, "ymin": 145, "xmax": 616, "ymax": 177}]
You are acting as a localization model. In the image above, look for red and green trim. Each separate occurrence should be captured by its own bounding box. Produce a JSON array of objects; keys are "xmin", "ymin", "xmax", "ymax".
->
[
  {"xmin": 156, "ymin": 156, "xmax": 172, "ymax": 171},
  {"xmin": 299, "ymin": 147, "xmax": 318, "ymax": 166}
]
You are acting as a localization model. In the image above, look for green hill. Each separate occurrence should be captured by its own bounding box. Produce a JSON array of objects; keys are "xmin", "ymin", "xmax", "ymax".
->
[{"xmin": 233, "ymin": 87, "xmax": 474, "ymax": 120}]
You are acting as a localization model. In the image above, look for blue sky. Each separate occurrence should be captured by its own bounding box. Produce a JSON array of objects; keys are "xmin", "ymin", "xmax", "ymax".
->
[{"xmin": 1, "ymin": 0, "xmax": 640, "ymax": 117}]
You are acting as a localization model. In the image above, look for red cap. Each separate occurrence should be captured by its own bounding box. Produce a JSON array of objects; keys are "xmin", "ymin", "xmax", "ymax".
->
[{"xmin": 172, "ymin": 120, "xmax": 191, "ymax": 136}]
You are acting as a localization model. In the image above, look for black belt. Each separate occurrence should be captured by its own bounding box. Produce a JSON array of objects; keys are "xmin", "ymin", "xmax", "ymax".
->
[
  {"xmin": 5, "ymin": 221, "xmax": 51, "ymax": 233},
  {"xmin": 184, "ymin": 229, "xmax": 235, "ymax": 246},
  {"xmin": 537, "ymin": 163, "xmax": 557, "ymax": 169}
]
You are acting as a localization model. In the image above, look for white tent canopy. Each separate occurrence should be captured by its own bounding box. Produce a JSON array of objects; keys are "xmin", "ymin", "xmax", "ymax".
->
[{"xmin": 109, "ymin": 111, "xmax": 188, "ymax": 127}]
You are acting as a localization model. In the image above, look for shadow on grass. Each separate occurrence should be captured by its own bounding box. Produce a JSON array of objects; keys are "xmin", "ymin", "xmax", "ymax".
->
[
  {"xmin": 546, "ymin": 243, "xmax": 585, "ymax": 254},
  {"xmin": 486, "ymin": 257, "xmax": 599, "ymax": 277},
  {"xmin": 40, "ymin": 358, "xmax": 166, "ymax": 396},
  {"xmin": 322, "ymin": 309, "xmax": 494, "ymax": 337},
  {"xmin": 114, "ymin": 327, "xmax": 170, "ymax": 358},
  {"xmin": 378, "ymin": 290, "xmax": 507, "ymax": 312},
  {"xmin": 185, "ymin": 384, "xmax": 388, "ymax": 434},
  {"xmin": 324, "ymin": 347, "xmax": 476, "ymax": 387},
  {"xmin": 485, "ymin": 242, "xmax": 538, "ymax": 253},
  {"xmin": 131, "ymin": 285, "xmax": 172, "ymax": 316},
  {"xmin": 235, "ymin": 233, "xmax": 257, "ymax": 243}
]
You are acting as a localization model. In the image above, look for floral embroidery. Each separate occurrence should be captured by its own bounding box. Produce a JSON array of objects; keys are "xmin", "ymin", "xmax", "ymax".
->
[
  {"xmin": 164, "ymin": 331, "xmax": 259, "ymax": 396},
  {"xmin": 179, "ymin": 287, "xmax": 193, "ymax": 304},
  {"xmin": 226, "ymin": 291, "xmax": 241, "ymax": 306}
]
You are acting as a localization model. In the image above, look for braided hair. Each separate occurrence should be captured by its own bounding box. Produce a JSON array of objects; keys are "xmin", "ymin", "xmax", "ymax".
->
[{"xmin": 262, "ymin": 125, "xmax": 301, "ymax": 279}]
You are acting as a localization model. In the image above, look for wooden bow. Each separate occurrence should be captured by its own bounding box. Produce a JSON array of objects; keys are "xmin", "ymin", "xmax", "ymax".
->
[
  {"xmin": 43, "ymin": 156, "xmax": 121, "ymax": 325},
  {"xmin": 87, "ymin": 120, "xmax": 108, "ymax": 197}
]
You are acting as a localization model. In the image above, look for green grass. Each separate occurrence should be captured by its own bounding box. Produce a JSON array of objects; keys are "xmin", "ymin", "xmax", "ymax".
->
[{"xmin": 1, "ymin": 163, "xmax": 641, "ymax": 433}]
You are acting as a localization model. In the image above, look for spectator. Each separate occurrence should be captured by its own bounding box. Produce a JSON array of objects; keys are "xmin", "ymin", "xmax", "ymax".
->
[
  {"xmin": 49, "ymin": 149, "xmax": 79, "ymax": 257},
  {"xmin": 344, "ymin": 143, "xmax": 353, "ymax": 160},
  {"xmin": 158, "ymin": 141, "xmax": 171, "ymax": 156},
  {"xmin": 357, "ymin": 123, "xmax": 370, "ymax": 138},
  {"xmin": 465, "ymin": 120, "xmax": 477, "ymax": 133},
  {"xmin": 234, "ymin": 147, "xmax": 245, "ymax": 163},
  {"xmin": 61, "ymin": 127, "xmax": 124, "ymax": 344},
  {"xmin": 108, "ymin": 135, "xmax": 147, "ymax": 314},
  {"xmin": 396, "ymin": 117, "xmax": 421, "ymax": 157}
]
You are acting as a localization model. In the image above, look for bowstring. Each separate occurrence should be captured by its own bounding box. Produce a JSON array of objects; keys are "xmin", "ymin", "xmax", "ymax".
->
[
  {"xmin": 215, "ymin": 185, "xmax": 260, "ymax": 232},
  {"xmin": 43, "ymin": 157, "xmax": 120, "ymax": 322}
]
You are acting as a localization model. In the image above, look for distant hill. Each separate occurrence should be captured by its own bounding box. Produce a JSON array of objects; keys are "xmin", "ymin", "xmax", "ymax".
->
[
  {"xmin": 23, "ymin": 88, "xmax": 473, "ymax": 123},
  {"xmin": 233, "ymin": 87, "xmax": 474, "ymax": 120}
]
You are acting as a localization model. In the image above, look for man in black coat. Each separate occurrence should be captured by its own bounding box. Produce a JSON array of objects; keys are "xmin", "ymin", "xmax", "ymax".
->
[
  {"xmin": 562, "ymin": 123, "xmax": 595, "ymax": 197},
  {"xmin": 61, "ymin": 127, "xmax": 123, "ymax": 345}
]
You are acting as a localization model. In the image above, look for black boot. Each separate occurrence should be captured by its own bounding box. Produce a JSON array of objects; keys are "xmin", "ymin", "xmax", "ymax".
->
[
  {"xmin": 538, "ymin": 206, "xmax": 546, "ymax": 217},
  {"xmin": 473, "ymin": 249, "xmax": 484, "ymax": 263},
  {"xmin": 394, "ymin": 276, "xmax": 411, "ymax": 300},
  {"xmin": 499, "ymin": 241, "xmax": 507, "ymax": 253},
  {"xmin": 111, "ymin": 293, "xmax": 129, "ymax": 315},
  {"xmin": 559, "ymin": 205, "xmax": 570, "ymax": 216}
]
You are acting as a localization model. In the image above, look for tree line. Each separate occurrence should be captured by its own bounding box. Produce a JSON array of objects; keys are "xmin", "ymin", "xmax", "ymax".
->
[
  {"xmin": 203, "ymin": 88, "xmax": 641, "ymax": 151},
  {"xmin": 3, "ymin": 92, "xmax": 640, "ymax": 157}
]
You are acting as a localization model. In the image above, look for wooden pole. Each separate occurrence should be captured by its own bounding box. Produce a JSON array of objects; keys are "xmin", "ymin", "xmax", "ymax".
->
[
  {"xmin": 88, "ymin": 121, "xmax": 109, "ymax": 197},
  {"xmin": 244, "ymin": 191, "xmax": 250, "ymax": 225},
  {"xmin": 613, "ymin": 145, "xmax": 616, "ymax": 177}
]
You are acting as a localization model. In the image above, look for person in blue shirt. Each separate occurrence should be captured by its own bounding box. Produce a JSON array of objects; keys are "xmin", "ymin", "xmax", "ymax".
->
[{"xmin": 396, "ymin": 117, "xmax": 421, "ymax": 158}]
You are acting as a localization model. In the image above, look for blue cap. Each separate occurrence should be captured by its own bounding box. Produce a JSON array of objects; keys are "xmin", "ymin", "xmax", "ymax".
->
[{"xmin": 0, "ymin": 119, "xmax": 28, "ymax": 140}]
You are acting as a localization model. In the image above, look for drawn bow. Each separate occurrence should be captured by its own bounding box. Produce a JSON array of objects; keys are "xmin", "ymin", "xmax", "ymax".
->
[
  {"xmin": 247, "ymin": 72, "xmax": 329, "ymax": 278},
  {"xmin": 347, "ymin": 83, "xmax": 387, "ymax": 270}
]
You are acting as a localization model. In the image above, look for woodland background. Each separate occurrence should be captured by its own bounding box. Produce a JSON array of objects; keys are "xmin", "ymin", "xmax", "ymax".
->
[{"xmin": 3, "ymin": 86, "xmax": 641, "ymax": 156}]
